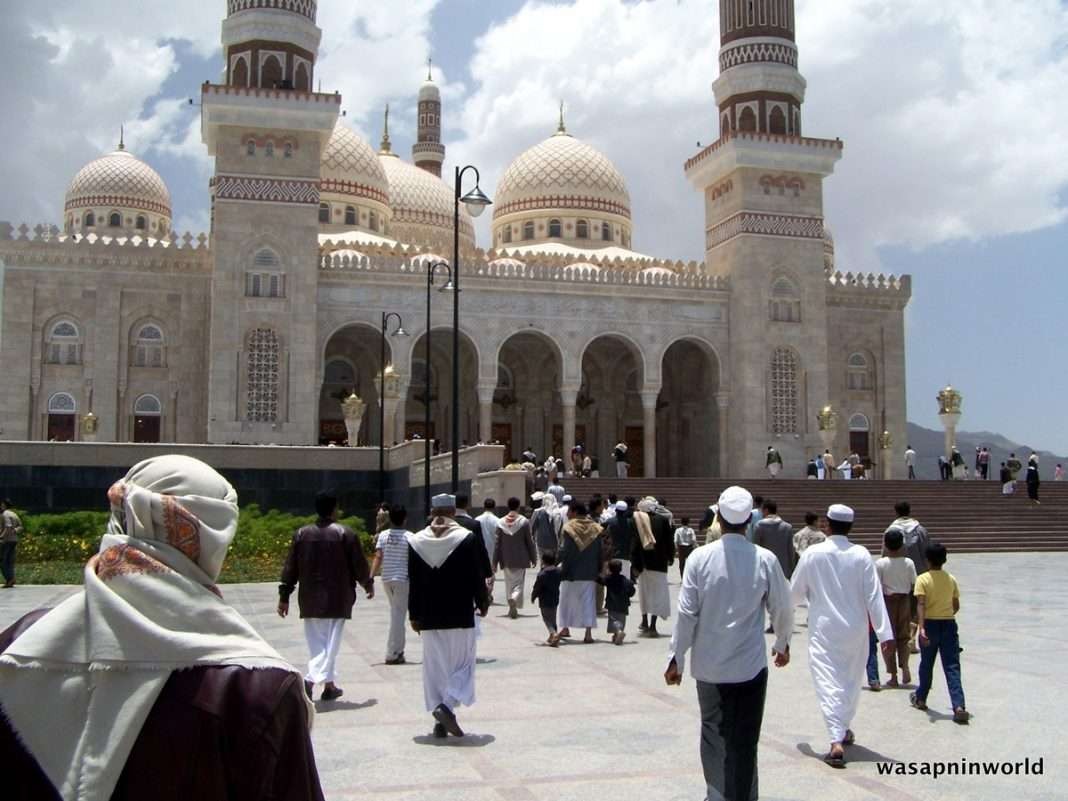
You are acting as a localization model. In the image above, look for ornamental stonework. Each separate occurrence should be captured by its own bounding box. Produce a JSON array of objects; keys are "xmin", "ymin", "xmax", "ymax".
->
[
  {"xmin": 719, "ymin": 40, "xmax": 798, "ymax": 71},
  {"xmin": 215, "ymin": 175, "xmax": 320, "ymax": 205},
  {"xmin": 707, "ymin": 211, "xmax": 823, "ymax": 249}
]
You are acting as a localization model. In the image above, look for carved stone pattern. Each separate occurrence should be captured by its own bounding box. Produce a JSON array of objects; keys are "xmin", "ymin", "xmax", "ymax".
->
[
  {"xmin": 66, "ymin": 152, "xmax": 172, "ymax": 216},
  {"xmin": 771, "ymin": 347, "xmax": 799, "ymax": 434},
  {"xmin": 720, "ymin": 41, "xmax": 798, "ymax": 71},
  {"xmin": 247, "ymin": 328, "xmax": 280, "ymax": 422},
  {"xmin": 319, "ymin": 178, "xmax": 389, "ymax": 205},
  {"xmin": 321, "ymin": 125, "xmax": 390, "ymax": 197},
  {"xmin": 707, "ymin": 212, "xmax": 823, "ymax": 249},
  {"xmin": 215, "ymin": 176, "xmax": 320, "ymax": 205},
  {"xmin": 228, "ymin": 0, "xmax": 316, "ymax": 20},
  {"xmin": 494, "ymin": 194, "xmax": 631, "ymax": 220}
]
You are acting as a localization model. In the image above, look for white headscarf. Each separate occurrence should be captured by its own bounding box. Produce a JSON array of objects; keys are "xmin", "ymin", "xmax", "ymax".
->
[{"xmin": 0, "ymin": 455, "xmax": 302, "ymax": 801}]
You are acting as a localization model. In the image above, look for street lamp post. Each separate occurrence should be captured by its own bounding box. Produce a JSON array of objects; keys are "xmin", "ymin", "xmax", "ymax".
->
[
  {"xmin": 450, "ymin": 165, "xmax": 493, "ymax": 493},
  {"xmin": 425, "ymin": 261, "xmax": 454, "ymax": 519},
  {"xmin": 378, "ymin": 312, "xmax": 408, "ymax": 503}
]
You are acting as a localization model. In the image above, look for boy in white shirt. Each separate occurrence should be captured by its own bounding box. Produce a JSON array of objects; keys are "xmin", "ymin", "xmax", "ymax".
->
[
  {"xmin": 372, "ymin": 505, "xmax": 413, "ymax": 665},
  {"xmin": 673, "ymin": 516, "xmax": 696, "ymax": 580},
  {"xmin": 875, "ymin": 528, "xmax": 917, "ymax": 687}
]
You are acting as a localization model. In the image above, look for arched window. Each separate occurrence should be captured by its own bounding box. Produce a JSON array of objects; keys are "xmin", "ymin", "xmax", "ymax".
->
[
  {"xmin": 83, "ymin": 212, "xmax": 95, "ymax": 228},
  {"xmin": 548, "ymin": 219, "xmax": 562, "ymax": 238},
  {"xmin": 318, "ymin": 203, "xmax": 330, "ymax": 223},
  {"xmin": 248, "ymin": 248, "xmax": 285, "ymax": 298},
  {"xmin": 133, "ymin": 394, "xmax": 162, "ymax": 443},
  {"xmin": 848, "ymin": 412, "xmax": 871, "ymax": 463},
  {"xmin": 369, "ymin": 211, "xmax": 378, "ymax": 231},
  {"xmin": 721, "ymin": 114, "xmax": 731, "ymax": 135},
  {"xmin": 770, "ymin": 347, "xmax": 799, "ymax": 434},
  {"xmin": 769, "ymin": 106, "xmax": 787, "ymax": 135},
  {"xmin": 847, "ymin": 352, "xmax": 873, "ymax": 390},
  {"xmin": 522, "ymin": 221, "xmax": 535, "ymax": 241},
  {"xmin": 576, "ymin": 219, "xmax": 589, "ymax": 239},
  {"xmin": 48, "ymin": 392, "xmax": 76, "ymax": 413},
  {"xmin": 265, "ymin": 140, "xmax": 275, "ymax": 158},
  {"xmin": 246, "ymin": 139, "xmax": 256, "ymax": 156},
  {"xmin": 261, "ymin": 55, "xmax": 283, "ymax": 89},
  {"xmin": 45, "ymin": 320, "xmax": 83, "ymax": 365},
  {"xmin": 46, "ymin": 392, "xmax": 77, "ymax": 441},
  {"xmin": 246, "ymin": 328, "xmax": 280, "ymax": 422},
  {"xmin": 345, "ymin": 206, "xmax": 357, "ymax": 225},
  {"xmin": 502, "ymin": 226, "xmax": 512, "ymax": 244},
  {"xmin": 294, "ymin": 62, "xmax": 310, "ymax": 92},
  {"xmin": 848, "ymin": 413, "xmax": 870, "ymax": 432},
  {"xmin": 254, "ymin": 248, "xmax": 280, "ymax": 267},
  {"xmin": 602, "ymin": 223, "xmax": 613, "ymax": 242},
  {"xmin": 769, "ymin": 276, "xmax": 802, "ymax": 322},
  {"xmin": 108, "ymin": 212, "xmax": 122, "ymax": 228},
  {"xmin": 135, "ymin": 215, "xmax": 146, "ymax": 231},
  {"xmin": 131, "ymin": 323, "xmax": 165, "ymax": 367},
  {"xmin": 739, "ymin": 106, "xmax": 757, "ymax": 132},
  {"xmin": 232, "ymin": 57, "xmax": 249, "ymax": 88}
]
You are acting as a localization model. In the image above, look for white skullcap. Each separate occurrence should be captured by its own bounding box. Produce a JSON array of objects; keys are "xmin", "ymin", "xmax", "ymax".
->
[
  {"xmin": 615, "ymin": 500, "xmax": 628, "ymax": 511},
  {"xmin": 562, "ymin": 495, "xmax": 573, "ymax": 504},
  {"xmin": 531, "ymin": 491, "xmax": 545, "ymax": 502},
  {"xmin": 827, "ymin": 503, "xmax": 855, "ymax": 523},
  {"xmin": 717, "ymin": 486, "xmax": 753, "ymax": 526},
  {"xmin": 431, "ymin": 493, "xmax": 457, "ymax": 510}
]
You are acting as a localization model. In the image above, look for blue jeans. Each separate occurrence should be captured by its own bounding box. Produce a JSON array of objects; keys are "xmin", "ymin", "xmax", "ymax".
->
[
  {"xmin": 916, "ymin": 619, "xmax": 965, "ymax": 709},
  {"xmin": 696, "ymin": 669, "xmax": 767, "ymax": 801},
  {"xmin": 866, "ymin": 629, "xmax": 879, "ymax": 683}
]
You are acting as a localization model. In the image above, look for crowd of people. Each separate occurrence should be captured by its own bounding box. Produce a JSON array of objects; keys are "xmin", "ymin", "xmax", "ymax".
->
[{"xmin": 0, "ymin": 455, "xmax": 996, "ymax": 801}]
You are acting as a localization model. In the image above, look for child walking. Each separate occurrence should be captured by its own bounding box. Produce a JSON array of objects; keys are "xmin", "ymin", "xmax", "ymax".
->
[
  {"xmin": 531, "ymin": 552, "xmax": 562, "ymax": 647},
  {"xmin": 876, "ymin": 528, "xmax": 917, "ymax": 687},
  {"xmin": 599, "ymin": 559, "xmax": 636, "ymax": 645},
  {"xmin": 910, "ymin": 541, "xmax": 969, "ymax": 723}
]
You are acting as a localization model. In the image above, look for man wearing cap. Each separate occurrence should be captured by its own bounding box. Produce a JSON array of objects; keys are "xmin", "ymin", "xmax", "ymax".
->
[
  {"xmin": 791, "ymin": 504, "xmax": 893, "ymax": 767},
  {"xmin": 408, "ymin": 493, "xmax": 491, "ymax": 738},
  {"xmin": 666, "ymin": 486, "xmax": 792, "ymax": 801}
]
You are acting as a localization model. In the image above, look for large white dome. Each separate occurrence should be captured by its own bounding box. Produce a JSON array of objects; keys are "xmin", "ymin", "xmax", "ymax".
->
[
  {"xmin": 65, "ymin": 147, "xmax": 172, "ymax": 219},
  {"xmin": 378, "ymin": 152, "xmax": 475, "ymax": 249},
  {"xmin": 320, "ymin": 123, "xmax": 390, "ymax": 207},
  {"xmin": 494, "ymin": 130, "xmax": 631, "ymax": 221}
]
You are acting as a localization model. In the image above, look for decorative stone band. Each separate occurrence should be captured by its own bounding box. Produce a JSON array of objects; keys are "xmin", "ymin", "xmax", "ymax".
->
[
  {"xmin": 391, "ymin": 209, "xmax": 475, "ymax": 239},
  {"xmin": 227, "ymin": 0, "xmax": 316, "ymax": 21},
  {"xmin": 685, "ymin": 129, "xmax": 843, "ymax": 172},
  {"xmin": 707, "ymin": 211, "xmax": 823, "ymax": 249},
  {"xmin": 318, "ymin": 178, "xmax": 389, "ymax": 205},
  {"xmin": 719, "ymin": 40, "xmax": 798, "ymax": 71},
  {"xmin": 64, "ymin": 194, "xmax": 172, "ymax": 217},
  {"xmin": 493, "ymin": 195, "xmax": 632, "ymax": 221},
  {"xmin": 412, "ymin": 142, "xmax": 446, "ymax": 156},
  {"xmin": 201, "ymin": 83, "xmax": 340, "ymax": 106},
  {"xmin": 214, "ymin": 175, "xmax": 320, "ymax": 205}
]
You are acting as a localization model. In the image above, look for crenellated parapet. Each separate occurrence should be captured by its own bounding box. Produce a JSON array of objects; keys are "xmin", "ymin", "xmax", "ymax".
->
[
  {"xmin": 826, "ymin": 270, "xmax": 911, "ymax": 309},
  {"xmin": 0, "ymin": 222, "xmax": 211, "ymax": 273}
]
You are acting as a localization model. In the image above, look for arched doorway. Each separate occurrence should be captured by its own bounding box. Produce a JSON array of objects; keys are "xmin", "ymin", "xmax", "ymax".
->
[
  {"xmin": 320, "ymin": 325, "xmax": 389, "ymax": 446},
  {"xmin": 849, "ymin": 413, "xmax": 872, "ymax": 467},
  {"xmin": 580, "ymin": 335, "xmax": 644, "ymax": 476},
  {"xmin": 47, "ymin": 392, "xmax": 77, "ymax": 441},
  {"xmin": 133, "ymin": 394, "xmax": 162, "ymax": 443},
  {"xmin": 496, "ymin": 332, "xmax": 562, "ymax": 464},
  {"xmin": 406, "ymin": 329, "xmax": 479, "ymax": 451},
  {"xmin": 658, "ymin": 339, "xmax": 721, "ymax": 477}
]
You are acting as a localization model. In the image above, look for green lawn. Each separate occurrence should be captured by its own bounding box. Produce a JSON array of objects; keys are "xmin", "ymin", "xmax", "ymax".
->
[{"xmin": 17, "ymin": 555, "xmax": 285, "ymax": 586}]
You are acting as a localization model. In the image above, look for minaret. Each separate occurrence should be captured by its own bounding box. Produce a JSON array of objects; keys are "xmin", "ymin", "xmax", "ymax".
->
[
  {"xmin": 412, "ymin": 60, "xmax": 445, "ymax": 177},
  {"xmin": 201, "ymin": 1, "xmax": 339, "ymax": 445},
  {"xmin": 685, "ymin": 0, "xmax": 842, "ymax": 477}
]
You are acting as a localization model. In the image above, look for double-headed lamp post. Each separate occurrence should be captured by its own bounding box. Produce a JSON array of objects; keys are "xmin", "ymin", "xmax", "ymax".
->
[
  {"xmin": 378, "ymin": 312, "xmax": 408, "ymax": 503},
  {"xmin": 425, "ymin": 261, "xmax": 454, "ymax": 519},
  {"xmin": 451, "ymin": 165, "xmax": 493, "ymax": 493}
]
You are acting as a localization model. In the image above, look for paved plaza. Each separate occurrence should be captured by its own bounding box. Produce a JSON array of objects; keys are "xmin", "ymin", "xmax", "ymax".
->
[{"xmin": 1, "ymin": 553, "xmax": 1061, "ymax": 801}]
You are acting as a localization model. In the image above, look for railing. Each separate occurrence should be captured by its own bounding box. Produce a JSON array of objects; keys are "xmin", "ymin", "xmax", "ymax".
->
[{"xmin": 685, "ymin": 129, "xmax": 844, "ymax": 172}]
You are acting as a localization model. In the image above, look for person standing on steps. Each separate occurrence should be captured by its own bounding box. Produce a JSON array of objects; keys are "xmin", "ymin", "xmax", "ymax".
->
[
  {"xmin": 279, "ymin": 492, "xmax": 374, "ymax": 702},
  {"xmin": 766, "ymin": 445, "xmax": 784, "ymax": 479},
  {"xmin": 613, "ymin": 442, "xmax": 630, "ymax": 478},
  {"xmin": 1026, "ymin": 455, "xmax": 1041, "ymax": 505}
]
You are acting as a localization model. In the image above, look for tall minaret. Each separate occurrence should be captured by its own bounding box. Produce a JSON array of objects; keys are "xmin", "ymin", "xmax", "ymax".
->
[
  {"xmin": 685, "ymin": 0, "xmax": 842, "ymax": 477},
  {"xmin": 202, "ymin": 0, "xmax": 339, "ymax": 445},
  {"xmin": 412, "ymin": 60, "xmax": 445, "ymax": 177}
]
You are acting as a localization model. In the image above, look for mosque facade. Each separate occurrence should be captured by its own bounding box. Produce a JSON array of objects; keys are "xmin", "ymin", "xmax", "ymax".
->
[{"xmin": 0, "ymin": 0, "xmax": 911, "ymax": 479}]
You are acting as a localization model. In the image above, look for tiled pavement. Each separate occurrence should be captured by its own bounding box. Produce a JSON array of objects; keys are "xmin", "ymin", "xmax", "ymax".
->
[{"xmin": 1, "ymin": 553, "xmax": 1062, "ymax": 801}]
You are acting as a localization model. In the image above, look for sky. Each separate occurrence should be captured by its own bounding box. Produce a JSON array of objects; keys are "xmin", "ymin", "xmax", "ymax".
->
[{"xmin": 2, "ymin": 0, "xmax": 1067, "ymax": 452}]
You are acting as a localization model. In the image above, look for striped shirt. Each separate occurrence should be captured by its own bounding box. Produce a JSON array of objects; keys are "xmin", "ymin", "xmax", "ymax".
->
[{"xmin": 376, "ymin": 528, "xmax": 411, "ymax": 582}]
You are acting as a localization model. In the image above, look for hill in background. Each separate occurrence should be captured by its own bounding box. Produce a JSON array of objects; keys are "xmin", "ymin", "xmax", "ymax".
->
[{"xmin": 904, "ymin": 422, "xmax": 1066, "ymax": 480}]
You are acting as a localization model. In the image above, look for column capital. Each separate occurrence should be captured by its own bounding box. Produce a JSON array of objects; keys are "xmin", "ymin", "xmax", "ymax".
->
[
  {"xmin": 477, "ymin": 384, "xmax": 496, "ymax": 405},
  {"xmin": 560, "ymin": 388, "xmax": 579, "ymax": 407},
  {"xmin": 640, "ymin": 388, "xmax": 660, "ymax": 410}
]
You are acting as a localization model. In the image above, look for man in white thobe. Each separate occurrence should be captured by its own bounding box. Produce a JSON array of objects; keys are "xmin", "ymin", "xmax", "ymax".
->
[
  {"xmin": 791, "ymin": 504, "xmax": 894, "ymax": 767},
  {"xmin": 475, "ymin": 498, "xmax": 500, "ymax": 600}
]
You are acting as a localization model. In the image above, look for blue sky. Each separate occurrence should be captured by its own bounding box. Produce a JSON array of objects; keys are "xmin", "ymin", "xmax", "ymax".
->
[{"xmin": 2, "ymin": 0, "xmax": 1067, "ymax": 453}]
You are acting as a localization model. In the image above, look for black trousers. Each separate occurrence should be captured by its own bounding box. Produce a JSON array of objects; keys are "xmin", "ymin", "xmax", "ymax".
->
[{"xmin": 696, "ymin": 668, "xmax": 768, "ymax": 801}]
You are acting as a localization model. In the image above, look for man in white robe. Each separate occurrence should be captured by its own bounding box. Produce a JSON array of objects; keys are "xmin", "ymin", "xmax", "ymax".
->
[
  {"xmin": 791, "ymin": 504, "xmax": 893, "ymax": 767},
  {"xmin": 408, "ymin": 494, "xmax": 491, "ymax": 738}
]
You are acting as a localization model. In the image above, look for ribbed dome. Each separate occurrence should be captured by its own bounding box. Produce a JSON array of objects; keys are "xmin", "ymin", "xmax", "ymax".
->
[
  {"xmin": 418, "ymin": 78, "xmax": 441, "ymax": 103},
  {"xmin": 378, "ymin": 153, "xmax": 474, "ymax": 246},
  {"xmin": 65, "ymin": 148, "xmax": 171, "ymax": 218},
  {"xmin": 321, "ymin": 123, "xmax": 390, "ymax": 206},
  {"xmin": 494, "ymin": 131, "xmax": 631, "ymax": 221}
]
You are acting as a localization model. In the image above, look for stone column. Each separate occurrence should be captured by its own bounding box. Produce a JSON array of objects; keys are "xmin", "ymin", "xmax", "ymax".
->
[
  {"xmin": 879, "ymin": 430, "xmax": 893, "ymax": 480},
  {"xmin": 560, "ymin": 388, "xmax": 578, "ymax": 471},
  {"xmin": 716, "ymin": 392, "xmax": 730, "ymax": 478},
  {"xmin": 375, "ymin": 369, "xmax": 403, "ymax": 447},
  {"xmin": 641, "ymin": 390, "xmax": 659, "ymax": 478},
  {"xmin": 478, "ymin": 383, "xmax": 496, "ymax": 445}
]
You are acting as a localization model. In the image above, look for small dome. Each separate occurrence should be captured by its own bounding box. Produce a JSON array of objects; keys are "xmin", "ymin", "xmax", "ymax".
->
[
  {"xmin": 321, "ymin": 123, "xmax": 390, "ymax": 206},
  {"xmin": 418, "ymin": 78, "xmax": 440, "ymax": 103},
  {"xmin": 495, "ymin": 130, "xmax": 630, "ymax": 221},
  {"xmin": 379, "ymin": 153, "xmax": 475, "ymax": 249},
  {"xmin": 65, "ymin": 147, "xmax": 171, "ymax": 219}
]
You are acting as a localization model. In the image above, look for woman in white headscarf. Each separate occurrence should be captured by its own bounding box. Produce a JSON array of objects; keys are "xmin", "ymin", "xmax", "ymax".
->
[{"xmin": 0, "ymin": 455, "xmax": 323, "ymax": 801}]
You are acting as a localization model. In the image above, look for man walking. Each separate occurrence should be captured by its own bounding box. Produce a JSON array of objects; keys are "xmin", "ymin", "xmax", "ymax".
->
[
  {"xmin": 791, "ymin": 505, "xmax": 893, "ymax": 767},
  {"xmin": 904, "ymin": 445, "xmax": 917, "ymax": 480},
  {"xmin": 753, "ymin": 499, "xmax": 797, "ymax": 580},
  {"xmin": 475, "ymin": 498, "xmax": 500, "ymax": 599},
  {"xmin": 408, "ymin": 494, "xmax": 491, "ymax": 737},
  {"xmin": 0, "ymin": 500, "xmax": 23, "ymax": 589},
  {"xmin": 493, "ymin": 497, "xmax": 537, "ymax": 619},
  {"xmin": 765, "ymin": 446, "xmax": 783, "ymax": 479},
  {"xmin": 279, "ymin": 492, "xmax": 374, "ymax": 701},
  {"xmin": 372, "ymin": 505, "xmax": 412, "ymax": 665},
  {"xmin": 666, "ymin": 486, "xmax": 793, "ymax": 801}
]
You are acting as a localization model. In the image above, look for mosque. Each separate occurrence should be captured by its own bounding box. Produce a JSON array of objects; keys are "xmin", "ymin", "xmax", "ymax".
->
[{"xmin": 0, "ymin": 0, "xmax": 911, "ymax": 479}]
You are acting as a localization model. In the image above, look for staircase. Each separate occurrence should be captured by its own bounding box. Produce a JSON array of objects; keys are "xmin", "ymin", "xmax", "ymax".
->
[{"xmin": 569, "ymin": 478, "xmax": 1068, "ymax": 553}]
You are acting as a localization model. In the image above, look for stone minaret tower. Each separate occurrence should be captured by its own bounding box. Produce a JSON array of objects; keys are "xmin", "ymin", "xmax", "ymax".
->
[
  {"xmin": 202, "ymin": 0, "xmax": 339, "ymax": 444},
  {"xmin": 685, "ymin": 0, "xmax": 842, "ymax": 476},
  {"xmin": 412, "ymin": 61, "xmax": 445, "ymax": 177}
]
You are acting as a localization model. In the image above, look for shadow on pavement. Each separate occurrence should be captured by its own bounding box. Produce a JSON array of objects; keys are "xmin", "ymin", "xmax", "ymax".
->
[
  {"xmin": 413, "ymin": 733, "xmax": 496, "ymax": 747},
  {"xmin": 316, "ymin": 698, "xmax": 378, "ymax": 713}
]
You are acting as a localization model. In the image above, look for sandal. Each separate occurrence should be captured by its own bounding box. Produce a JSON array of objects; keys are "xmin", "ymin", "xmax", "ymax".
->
[
  {"xmin": 909, "ymin": 692, "xmax": 927, "ymax": 711},
  {"xmin": 824, "ymin": 749, "xmax": 846, "ymax": 769}
]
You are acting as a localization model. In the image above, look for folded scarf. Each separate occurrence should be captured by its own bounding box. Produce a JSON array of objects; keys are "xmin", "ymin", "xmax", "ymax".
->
[
  {"xmin": 564, "ymin": 518, "xmax": 602, "ymax": 551},
  {"xmin": 633, "ymin": 510, "xmax": 655, "ymax": 550}
]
